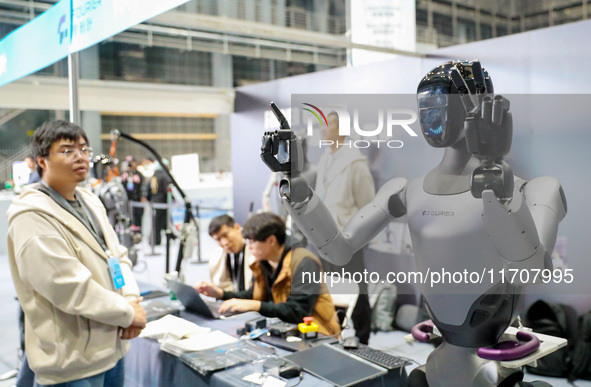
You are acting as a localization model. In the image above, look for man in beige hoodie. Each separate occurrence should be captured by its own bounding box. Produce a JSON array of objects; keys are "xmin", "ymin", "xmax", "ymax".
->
[{"xmin": 7, "ymin": 120, "xmax": 146, "ymax": 387}]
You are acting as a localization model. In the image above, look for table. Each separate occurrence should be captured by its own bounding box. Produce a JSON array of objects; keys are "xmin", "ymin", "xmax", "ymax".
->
[{"xmin": 124, "ymin": 310, "xmax": 407, "ymax": 387}]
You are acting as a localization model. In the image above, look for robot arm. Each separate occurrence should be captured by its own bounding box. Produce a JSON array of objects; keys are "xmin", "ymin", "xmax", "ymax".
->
[
  {"xmin": 280, "ymin": 177, "xmax": 407, "ymax": 265},
  {"xmin": 450, "ymin": 63, "xmax": 568, "ymax": 277},
  {"xmin": 481, "ymin": 177, "xmax": 567, "ymax": 275},
  {"xmin": 456, "ymin": 66, "xmax": 568, "ymax": 273},
  {"xmin": 260, "ymin": 102, "xmax": 407, "ymax": 265}
]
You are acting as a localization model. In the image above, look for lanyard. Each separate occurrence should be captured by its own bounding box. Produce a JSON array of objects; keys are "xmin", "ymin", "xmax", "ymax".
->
[
  {"xmin": 36, "ymin": 181, "xmax": 112, "ymax": 256},
  {"xmin": 229, "ymin": 250, "xmax": 244, "ymax": 291}
]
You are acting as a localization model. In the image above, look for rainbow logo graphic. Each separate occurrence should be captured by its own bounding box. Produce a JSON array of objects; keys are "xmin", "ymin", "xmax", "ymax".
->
[
  {"xmin": 302, "ymin": 103, "xmax": 328, "ymax": 127},
  {"xmin": 57, "ymin": 15, "xmax": 68, "ymax": 44}
]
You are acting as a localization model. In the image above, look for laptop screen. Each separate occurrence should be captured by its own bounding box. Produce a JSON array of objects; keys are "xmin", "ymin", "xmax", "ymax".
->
[{"xmin": 166, "ymin": 279, "xmax": 219, "ymax": 318}]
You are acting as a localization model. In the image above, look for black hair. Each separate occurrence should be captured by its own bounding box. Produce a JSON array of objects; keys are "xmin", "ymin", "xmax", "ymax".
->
[
  {"xmin": 208, "ymin": 214, "xmax": 236, "ymax": 236},
  {"xmin": 30, "ymin": 120, "xmax": 89, "ymax": 176},
  {"xmin": 242, "ymin": 212, "xmax": 286, "ymax": 245}
]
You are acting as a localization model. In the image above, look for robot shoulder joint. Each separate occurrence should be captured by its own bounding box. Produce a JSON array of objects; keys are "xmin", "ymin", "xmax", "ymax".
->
[{"xmin": 523, "ymin": 176, "xmax": 567, "ymax": 218}]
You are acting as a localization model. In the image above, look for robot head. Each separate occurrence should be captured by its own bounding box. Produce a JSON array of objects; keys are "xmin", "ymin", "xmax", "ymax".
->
[
  {"xmin": 91, "ymin": 154, "xmax": 115, "ymax": 180},
  {"xmin": 417, "ymin": 60, "xmax": 493, "ymax": 148}
]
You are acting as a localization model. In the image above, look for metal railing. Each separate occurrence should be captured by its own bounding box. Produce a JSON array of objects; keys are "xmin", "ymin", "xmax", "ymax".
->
[
  {"xmin": 416, "ymin": 25, "xmax": 438, "ymax": 46},
  {"xmin": 0, "ymin": 144, "xmax": 30, "ymax": 182},
  {"xmin": 182, "ymin": 0, "xmax": 346, "ymax": 35}
]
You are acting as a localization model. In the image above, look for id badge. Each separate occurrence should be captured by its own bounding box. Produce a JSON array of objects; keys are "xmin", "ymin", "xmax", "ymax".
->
[{"xmin": 107, "ymin": 257, "xmax": 126, "ymax": 290}]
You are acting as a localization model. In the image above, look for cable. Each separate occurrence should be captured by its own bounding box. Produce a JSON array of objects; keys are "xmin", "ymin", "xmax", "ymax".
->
[
  {"xmin": 310, "ymin": 329, "xmax": 343, "ymax": 343},
  {"xmin": 287, "ymin": 372, "xmax": 304, "ymax": 387}
]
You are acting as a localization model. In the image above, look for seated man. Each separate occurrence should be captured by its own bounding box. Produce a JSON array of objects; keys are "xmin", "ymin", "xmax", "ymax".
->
[
  {"xmin": 208, "ymin": 214, "xmax": 254, "ymax": 292},
  {"xmin": 197, "ymin": 212, "xmax": 341, "ymax": 336}
]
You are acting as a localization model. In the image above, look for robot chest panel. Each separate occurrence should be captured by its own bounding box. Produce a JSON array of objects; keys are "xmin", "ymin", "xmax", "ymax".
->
[{"xmin": 406, "ymin": 181, "xmax": 500, "ymax": 272}]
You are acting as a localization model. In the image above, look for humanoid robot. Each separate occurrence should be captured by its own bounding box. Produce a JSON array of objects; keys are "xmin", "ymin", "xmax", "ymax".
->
[{"xmin": 261, "ymin": 60, "xmax": 567, "ymax": 387}]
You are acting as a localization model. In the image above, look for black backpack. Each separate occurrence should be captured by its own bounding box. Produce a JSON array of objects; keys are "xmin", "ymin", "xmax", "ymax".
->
[
  {"xmin": 568, "ymin": 310, "xmax": 591, "ymax": 382},
  {"xmin": 524, "ymin": 300, "xmax": 572, "ymax": 377}
]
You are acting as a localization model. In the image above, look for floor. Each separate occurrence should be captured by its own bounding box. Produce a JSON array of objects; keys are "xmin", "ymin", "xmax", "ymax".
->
[{"xmin": 0, "ymin": 240, "xmax": 589, "ymax": 387}]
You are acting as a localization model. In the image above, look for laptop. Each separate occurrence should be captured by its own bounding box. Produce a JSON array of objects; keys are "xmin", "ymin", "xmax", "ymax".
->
[
  {"xmin": 284, "ymin": 343, "xmax": 387, "ymax": 387},
  {"xmin": 165, "ymin": 279, "xmax": 235, "ymax": 319}
]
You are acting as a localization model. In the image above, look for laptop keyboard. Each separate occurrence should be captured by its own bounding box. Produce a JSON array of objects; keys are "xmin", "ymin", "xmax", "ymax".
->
[
  {"xmin": 347, "ymin": 344, "xmax": 412, "ymax": 370},
  {"xmin": 203, "ymin": 298, "xmax": 234, "ymax": 317}
]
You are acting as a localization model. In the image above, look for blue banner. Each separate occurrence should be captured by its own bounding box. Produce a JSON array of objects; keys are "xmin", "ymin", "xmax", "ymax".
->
[
  {"xmin": 0, "ymin": 0, "xmax": 70, "ymax": 87},
  {"xmin": 69, "ymin": 0, "xmax": 190, "ymax": 53},
  {"xmin": 0, "ymin": 0, "xmax": 189, "ymax": 87}
]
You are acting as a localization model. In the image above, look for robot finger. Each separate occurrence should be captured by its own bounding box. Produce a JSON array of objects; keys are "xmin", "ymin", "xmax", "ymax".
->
[
  {"xmin": 450, "ymin": 66, "xmax": 476, "ymax": 113},
  {"xmin": 464, "ymin": 113, "xmax": 481, "ymax": 155},
  {"xmin": 481, "ymin": 95, "xmax": 493, "ymax": 125},
  {"xmin": 492, "ymin": 95, "xmax": 509, "ymax": 125},
  {"xmin": 271, "ymin": 102, "xmax": 291, "ymax": 129},
  {"xmin": 472, "ymin": 61, "xmax": 487, "ymax": 94}
]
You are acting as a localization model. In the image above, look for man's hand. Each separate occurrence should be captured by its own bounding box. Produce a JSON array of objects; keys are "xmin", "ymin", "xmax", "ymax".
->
[
  {"xmin": 130, "ymin": 298, "xmax": 146, "ymax": 328},
  {"xmin": 219, "ymin": 299, "xmax": 261, "ymax": 314},
  {"xmin": 195, "ymin": 281, "xmax": 223, "ymax": 299},
  {"xmin": 120, "ymin": 325, "xmax": 143, "ymax": 340}
]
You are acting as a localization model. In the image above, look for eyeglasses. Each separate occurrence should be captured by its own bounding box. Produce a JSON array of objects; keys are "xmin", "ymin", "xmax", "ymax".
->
[{"xmin": 54, "ymin": 147, "xmax": 94, "ymax": 159}]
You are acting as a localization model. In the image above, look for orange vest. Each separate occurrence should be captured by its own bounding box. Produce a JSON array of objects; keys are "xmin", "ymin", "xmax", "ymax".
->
[{"xmin": 250, "ymin": 247, "xmax": 341, "ymax": 336}]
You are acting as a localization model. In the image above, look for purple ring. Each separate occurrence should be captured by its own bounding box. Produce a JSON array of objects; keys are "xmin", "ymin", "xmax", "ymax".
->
[
  {"xmin": 477, "ymin": 331, "xmax": 540, "ymax": 361},
  {"xmin": 411, "ymin": 320, "xmax": 434, "ymax": 343}
]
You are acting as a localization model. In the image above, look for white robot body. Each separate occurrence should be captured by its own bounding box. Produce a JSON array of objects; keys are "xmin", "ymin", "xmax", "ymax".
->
[{"xmin": 406, "ymin": 177, "xmax": 508, "ymax": 328}]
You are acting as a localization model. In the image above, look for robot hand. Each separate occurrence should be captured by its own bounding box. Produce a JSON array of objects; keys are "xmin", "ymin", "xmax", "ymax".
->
[
  {"xmin": 448, "ymin": 63, "xmax": 514, "ymax": 200},
  {"xmin": 465, "ymin": 94, "xmax": 512, "ymax": 163},
  {"xmin": 261, "ymin": 102, "xmax": 310, "ymax": 203},
  {"xmin": 467, "ymin": 95, "xmax": 514, "ymax": 200}
]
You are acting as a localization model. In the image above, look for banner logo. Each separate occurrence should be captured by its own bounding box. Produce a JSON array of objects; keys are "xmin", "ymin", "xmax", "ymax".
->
[
  {"xmin": 302, "ymin": 103, "xmax": 328, "ymax": 127},
  {"xmin": 57, "ymin": 14, "xmax": 68, "ymax": 44},
  {"xmin": 303, "ymin": 106, "xmax": 418, "ymax": 149}
]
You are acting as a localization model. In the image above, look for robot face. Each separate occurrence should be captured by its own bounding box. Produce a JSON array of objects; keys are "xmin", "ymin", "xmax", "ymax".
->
[
  {"xmin": 417, "ymin": 86, "xmax": 464, "ymax": 147},
  {"xmin": 418, "ymin": 90, "xmax": 447, "ymax": 145}
]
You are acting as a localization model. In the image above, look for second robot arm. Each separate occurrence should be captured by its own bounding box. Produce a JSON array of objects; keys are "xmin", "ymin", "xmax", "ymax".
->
[
  {"xmin": 481, "ymin": 177, "xmax": 567, "ymax": 276},
  {"xmin": 280, "ymin": 176, "xmax": 408, "ymax": 265}
]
